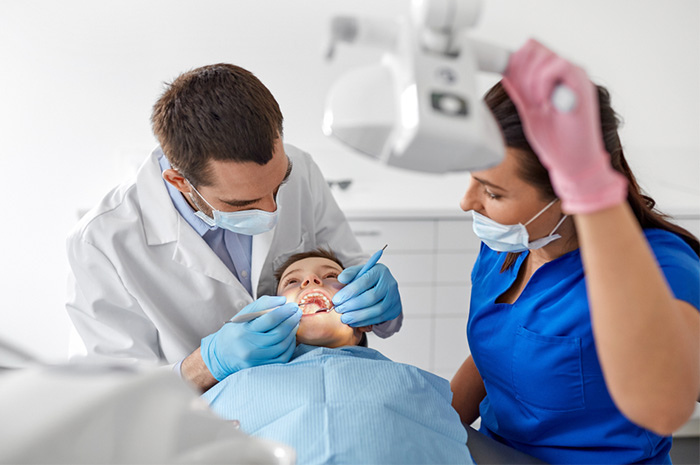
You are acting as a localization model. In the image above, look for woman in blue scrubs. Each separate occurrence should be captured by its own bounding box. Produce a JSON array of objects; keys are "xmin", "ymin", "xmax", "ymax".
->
[{"xmin": 450, "ymin": 40, "xmax": 700, "ymax": 464}]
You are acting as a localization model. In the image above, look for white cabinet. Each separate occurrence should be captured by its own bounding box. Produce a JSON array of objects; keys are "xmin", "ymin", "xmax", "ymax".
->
[
  {"xmin": 348, "ymin": 220, "xmax": 435, "ymax": 252},
  {"xmin": 675, "ymin": 216, "xmax": 700, "ymax": 240},
  {"xmin": 436, "ymin": 219, "xmax": 480, "ymax": 251},
  {"xmin": 349, "ymin": 216, "xmax": 475, "ymax": 380},
  {"xmin": 348, "ymin": 214, "xmax": 700, "ymax": 383}
]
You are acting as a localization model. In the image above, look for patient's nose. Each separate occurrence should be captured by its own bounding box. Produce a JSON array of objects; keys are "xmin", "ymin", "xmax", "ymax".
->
[{"xmin": 301, "ymin": 274, "xmax": 322, "ymax": 288}]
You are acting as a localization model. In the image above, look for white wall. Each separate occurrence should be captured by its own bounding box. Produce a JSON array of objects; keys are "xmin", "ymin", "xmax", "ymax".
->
[{"xmin": 0, "ymin": 0, "xmax": 698, "ymax": 362}]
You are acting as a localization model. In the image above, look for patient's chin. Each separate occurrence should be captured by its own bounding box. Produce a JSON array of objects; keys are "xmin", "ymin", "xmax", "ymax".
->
[{"xmin": 297, "ymin": 317, "xmax": 355, "ymax": 348}]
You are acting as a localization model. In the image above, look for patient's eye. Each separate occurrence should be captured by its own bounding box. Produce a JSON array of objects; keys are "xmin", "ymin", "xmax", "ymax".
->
[
  {"xmin": 281, "ymin": 277, "xmax": 299, "ymax": 288},
  {"xmin": 323, "ymin": 272, "xmax": 338, "ymax": 280}
]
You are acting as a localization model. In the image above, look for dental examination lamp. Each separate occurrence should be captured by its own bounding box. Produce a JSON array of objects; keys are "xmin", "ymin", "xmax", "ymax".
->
[{"xmin": 323, "ymin": 0, "xmax": 576, "ymax": 174}]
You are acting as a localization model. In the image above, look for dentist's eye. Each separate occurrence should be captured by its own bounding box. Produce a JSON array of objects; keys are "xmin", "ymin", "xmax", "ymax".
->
[{"xmin": 484, "ymin": 188, "xmax": 501, "ymax": 200}]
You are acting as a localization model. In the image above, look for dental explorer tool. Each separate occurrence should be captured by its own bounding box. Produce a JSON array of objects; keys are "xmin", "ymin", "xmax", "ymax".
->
[
  {"xmin": 228, "ymin": 302, "xmax": 320, "ymax": 324},
  {"xmin": 351, "ymin": 244, "xmax": 388, "ymax": 282}
]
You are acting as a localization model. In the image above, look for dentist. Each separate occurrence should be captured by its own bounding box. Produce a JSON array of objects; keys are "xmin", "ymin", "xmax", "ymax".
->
[
  {"xmin": 66, "ymin": 63, "xmax": 402, "ymax": 391},
  {"xmin": 451, "ymin": 40, "xmax": 699, "ymax": 464}
]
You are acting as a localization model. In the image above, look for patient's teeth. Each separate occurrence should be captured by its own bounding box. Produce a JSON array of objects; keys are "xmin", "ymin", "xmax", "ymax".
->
[{"xmin": 299, "ymin": 292, "xmax": 331, "ymax": 310}]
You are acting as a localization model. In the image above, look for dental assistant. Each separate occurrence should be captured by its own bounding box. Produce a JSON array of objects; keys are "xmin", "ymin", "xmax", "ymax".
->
[
  {"xmin": 66, "ymin": 63, "xmax": 402, "ymax": 391},
  {"xmin": 451, "ymin": 40, "xmax": 700, "ymax": 464}
]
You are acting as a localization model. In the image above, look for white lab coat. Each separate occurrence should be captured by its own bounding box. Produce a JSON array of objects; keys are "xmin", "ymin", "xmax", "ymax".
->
[{"xmin": 66, "ymin": 144, "xmax": 401, "ymax": 365}]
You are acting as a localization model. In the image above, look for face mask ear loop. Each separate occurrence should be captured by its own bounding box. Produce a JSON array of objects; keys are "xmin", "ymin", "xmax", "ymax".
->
[
  {"xmin": 187, "ymin": 180, "xmax": 216, "ymax": 212},
  {"xmin": 524, "ymin": 198, "xmax": 559, "ymax": 226},
  {"xmin": 548, "ymin": 214, "xmax": 569, "ymax": 236}
]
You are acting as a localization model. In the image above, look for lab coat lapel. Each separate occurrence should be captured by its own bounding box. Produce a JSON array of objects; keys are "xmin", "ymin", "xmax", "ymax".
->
[
  {"xmin": 138, "ymin": 147, "xmax": 179, "ymax": 245},
  {"xmin": 172, "ymin": 216, "xmax": 242, "ymax": 288},
  {"xmin": 251, "ymin": 226, "xmax": 276, "ymax": 299},
  {"xmin": 137, "ymin": 147, "xmax": 243, "ymax": 289}
]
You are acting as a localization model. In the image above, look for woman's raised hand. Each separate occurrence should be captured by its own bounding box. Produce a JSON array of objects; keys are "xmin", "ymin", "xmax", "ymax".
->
[{"xmin": 503, "ymin": 39, "xmax": 627, "ymax": 214}]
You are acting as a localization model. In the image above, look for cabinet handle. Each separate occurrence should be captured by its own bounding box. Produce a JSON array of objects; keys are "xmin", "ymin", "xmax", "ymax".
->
[{"xmin": 353, "ymin": 230, "xmax": 381, "ymax": 237}]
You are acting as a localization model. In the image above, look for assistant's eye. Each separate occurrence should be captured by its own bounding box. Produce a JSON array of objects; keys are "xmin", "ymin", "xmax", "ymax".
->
[{"xmin": 484, "ymin": 188, "xmax": 501, "ymax": 200}]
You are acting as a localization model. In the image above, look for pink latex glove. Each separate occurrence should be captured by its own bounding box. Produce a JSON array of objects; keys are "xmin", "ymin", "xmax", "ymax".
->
[{"xmin": 502, "ymin": 39, "xmax": 628, "ymax": 214}]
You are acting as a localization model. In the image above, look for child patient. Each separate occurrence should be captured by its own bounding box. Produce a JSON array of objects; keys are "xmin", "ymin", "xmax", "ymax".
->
[
  {"xmin": 202, "ymin": 248, "xmax": 473, "ymax": 465},
  {"xmin": 274, "ymin": 248, "xmax": 372, "ymax": 348}
]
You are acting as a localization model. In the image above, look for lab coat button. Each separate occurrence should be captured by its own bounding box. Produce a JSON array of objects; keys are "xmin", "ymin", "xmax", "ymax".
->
[{"xmin": 241, "ymin": 270, "xmax": 249, "ymax": 278}]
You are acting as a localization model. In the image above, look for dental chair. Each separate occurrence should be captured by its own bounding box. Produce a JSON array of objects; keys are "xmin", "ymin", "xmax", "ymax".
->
[
  {"xmin": 465, "ymin": 423, "xmax": 548, "ymax": 464},
  {"xmin": 0, "ymin": 337, "xmax": 294, "ymax": 465}
]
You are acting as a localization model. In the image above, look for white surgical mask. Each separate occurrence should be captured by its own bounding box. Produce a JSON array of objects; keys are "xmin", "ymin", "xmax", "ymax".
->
[
  {"xmin": 471, "ymin": 199, "xmax": 568, "ymax": 253},
  {"xmin": 188, "ymin": 182, "xmax": 278, "ymax": 236}
]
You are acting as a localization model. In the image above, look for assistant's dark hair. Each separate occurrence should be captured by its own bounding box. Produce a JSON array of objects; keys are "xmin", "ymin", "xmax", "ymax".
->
[
  {"xmin": 151, "ymin": 63, "xmax": 283, "ymax": 187},
  {"xmin": 484, "ymin": 81, "xmax": 699, "ymax": 271},
  {"xmin": 274, "ymin": 247, "xmax": 368, "ymax": 348}
]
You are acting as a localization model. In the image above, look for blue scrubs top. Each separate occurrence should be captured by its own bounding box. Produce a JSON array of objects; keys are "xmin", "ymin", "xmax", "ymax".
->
[{"xmin": 468, "ymin": 229, "xmax": 700, "ymax": 464}]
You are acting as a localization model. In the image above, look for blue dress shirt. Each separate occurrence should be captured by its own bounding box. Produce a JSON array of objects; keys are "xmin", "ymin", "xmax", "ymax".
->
[{"xmin": 158, "ymin": 155, "xmax": 253, "ymax": 296}]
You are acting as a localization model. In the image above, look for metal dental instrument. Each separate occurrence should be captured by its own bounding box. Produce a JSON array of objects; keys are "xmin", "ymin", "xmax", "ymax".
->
[
  {"xmin": 227, "ymin": 309, "xmax": 274, "ymax": 324},
  {"xmin": 351, "ymin": 244, "xmax": 388, "ymax": 283},
  {"xmin": 329, "ymin": 245, "xmax": 387, "ymax": 311},
  {"xmin": 227, "ymin": 302, "xmax": 329, "ymax": 324}
]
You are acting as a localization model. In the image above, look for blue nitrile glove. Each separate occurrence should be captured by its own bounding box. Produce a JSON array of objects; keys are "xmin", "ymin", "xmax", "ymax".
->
[
  {"xmin": 331, "ymin": 263, "xmax": 402, "ymax": 327},
  {"xmin": 200, "ymin": 295, "xmax": 302, "ymax": 381}
]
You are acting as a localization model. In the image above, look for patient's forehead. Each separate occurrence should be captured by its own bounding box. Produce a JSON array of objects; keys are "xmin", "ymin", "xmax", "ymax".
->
[{"xmin": 280, "ymin": 257, "xmax": 343, "ymax": 280}]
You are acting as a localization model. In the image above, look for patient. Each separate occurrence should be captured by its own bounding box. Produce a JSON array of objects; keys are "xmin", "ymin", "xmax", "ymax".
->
[
  {"xmin": 275, "ymin": 248, "xmax": 373, "ymax": 348},
  {"xmin": 202, "ymin": 249, "xmax": 473, "ymax": 465}
]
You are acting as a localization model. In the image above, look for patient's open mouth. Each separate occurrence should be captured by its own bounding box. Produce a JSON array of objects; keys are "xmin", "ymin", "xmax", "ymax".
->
[{"xmin": 299, "ymin": 292, "xmax": 332, "ymax": 315}]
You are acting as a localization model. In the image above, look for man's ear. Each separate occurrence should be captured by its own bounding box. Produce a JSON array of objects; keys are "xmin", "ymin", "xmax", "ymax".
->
[{"xmin": 162, "ymin": 169, "xmax": 191, "ymax": 194}]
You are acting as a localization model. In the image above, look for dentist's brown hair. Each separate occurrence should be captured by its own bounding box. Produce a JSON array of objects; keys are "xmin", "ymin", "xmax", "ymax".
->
[{"xmin": 151, "ymin": 63, "xmax": 284, "ymax": 187}]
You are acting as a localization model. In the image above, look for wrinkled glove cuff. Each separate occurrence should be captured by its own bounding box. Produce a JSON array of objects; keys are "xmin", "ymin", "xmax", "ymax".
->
[
  {"xmin": 200, "ymin": 334, "xmax": 227, "ymax": 382},
  {"xmin": 549, "ymin": 156, "xmax": 628, "ymax": 214}
]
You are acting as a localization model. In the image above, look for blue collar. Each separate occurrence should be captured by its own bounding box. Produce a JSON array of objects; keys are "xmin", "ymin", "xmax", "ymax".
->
[{"xmin": 158, "ymin": 155, "xmax": 215, "ymax": 237}]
